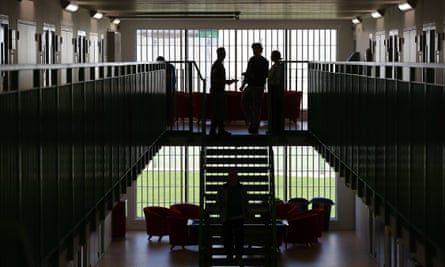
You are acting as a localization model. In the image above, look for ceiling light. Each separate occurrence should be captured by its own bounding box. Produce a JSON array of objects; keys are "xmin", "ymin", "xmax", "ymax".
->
[
  {"xmin": 63, "ymin": 2, "xmax": 78, "ymax": 12},
  {"xmin": 352, "ymin": 17, "xmax": 361, "ymax": 24},
  {"xmin": 92, "ymin": 11, "xmax": 103, "ymax": 19},
  {"xmin": 112, "ymin": 18, "xmax": 120, "ymax": 25},
  {"xmin": 371, "ymin": 10, "xmax": 382, "ymax": 19},
  {"xmin": 398, "ymin": 2, "xmax": 414, "ymax": 11}
]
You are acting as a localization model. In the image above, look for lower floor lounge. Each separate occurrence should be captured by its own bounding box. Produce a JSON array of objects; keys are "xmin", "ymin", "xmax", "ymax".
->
[{"xmin": 96, "ymin": 230, "xmax": 377, "ymax": 267}]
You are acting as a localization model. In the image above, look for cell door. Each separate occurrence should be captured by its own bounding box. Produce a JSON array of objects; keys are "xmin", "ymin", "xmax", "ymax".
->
[
  {"xmin": 0, "ymin": 22, "xmax": 8, "ymax": 65},
  {"xmin": 89, "ymin": 32, "xmax": 99, "ymax": 63},
  {"xmin": 0, "ymin": 21, "xmax": 8, "ymax": 92},
  {"xmin": 421, "ymin": 25, "xmax": 437, "ymax": 82},
  {"xmin": 76, "ymin": 30, "xmax": 87, "ymax": 63},
  {"xmin": 17, "ymin": 20, "xmax": 37, "ymax": 90},
  {"xmin": 60, "ymin": 28, "xmax": 74, "ymax": 84},
  {"xmin": 60, "ymin": 28, "xmax": 74, "ymax": 64},
  {"xmin": 42, "ymin": 24, "xmax": 56, "ymax": 86},
  {"xmin": 402, "ymin": 29, "xmax": 416, "ymax": 81},
  {"xmin": 375, "ymin": 32, "xmax": 386, "ymax": 78},
  {"xmin": 388, "ymin": 30, "xmax": 400, "ymax": 63}
]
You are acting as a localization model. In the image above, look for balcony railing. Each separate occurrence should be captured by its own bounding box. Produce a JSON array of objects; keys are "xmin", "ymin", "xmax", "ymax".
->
[{"xmin": 309, "ymin": 61, "xmax": 445, "ymax": 261}]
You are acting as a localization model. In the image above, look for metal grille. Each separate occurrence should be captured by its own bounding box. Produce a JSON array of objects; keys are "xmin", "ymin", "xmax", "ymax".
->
[
  {"xmin": 136, "ymin": 28, "xmax": 336, "ymax": 109},
  {"xmin": 136, "ymin": 145, "xmax": 336, "ymax": 218}
]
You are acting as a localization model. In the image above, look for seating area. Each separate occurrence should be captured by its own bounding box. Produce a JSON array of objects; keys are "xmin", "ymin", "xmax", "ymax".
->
[
  {"xmin": 143, "ymin": 204, "xmax": 200, "ymax": 250},
  {"xmin": 274, "ymin": 198, "xmax": 333, "ymax": 249},
  {"xmin": 143, "ymin": 199, "xmax": 332, "ymax": 251}
]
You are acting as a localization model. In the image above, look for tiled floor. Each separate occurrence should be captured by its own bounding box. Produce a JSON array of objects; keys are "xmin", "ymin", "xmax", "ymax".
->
[{"xmin": 96, "ymin": 231, "xmax": 377, "ymax": 267}]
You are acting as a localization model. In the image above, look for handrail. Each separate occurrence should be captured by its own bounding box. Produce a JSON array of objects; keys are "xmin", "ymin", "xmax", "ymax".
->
[
  {"xmin": 0, "ymin": 62, "xmax": 159, "ymax": 71},
  {"xmin": 168, "ymin": 60, "xmax": 207, "ymax": 134},
  {"xmin": 168, "ymin": 60, "xmax": 206, "ymax": 83},
  {"xmin": 313, "ymin": 61, "xmax": 445, "ymax": 68}
]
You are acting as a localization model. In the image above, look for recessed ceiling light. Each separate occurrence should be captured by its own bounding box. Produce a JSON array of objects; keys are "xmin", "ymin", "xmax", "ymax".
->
[
  {"xmin": 92, "ymin": 12, "xmax": 103, "ymax": 19},
  {"xmin": 64, "ymin": 2, "xmax": 78, "ymax": 12},
  {"xmin": 371, "ymin": 11, "xmax": 382, "ymax": 18},
  {"xmin": 398, "ymin": 3, "xmax": 413, "ymax": 11}
]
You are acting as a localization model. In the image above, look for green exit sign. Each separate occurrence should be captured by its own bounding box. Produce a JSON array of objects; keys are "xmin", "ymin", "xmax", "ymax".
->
[{"xmin": 198, "ymin": 30, "xmax": 218, "ymax": 38}]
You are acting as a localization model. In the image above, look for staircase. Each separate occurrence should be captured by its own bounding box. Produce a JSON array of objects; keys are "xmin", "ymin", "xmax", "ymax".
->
[{"xmin": 199, "ymin": 145, "xmax": 278, "ymax": 267}]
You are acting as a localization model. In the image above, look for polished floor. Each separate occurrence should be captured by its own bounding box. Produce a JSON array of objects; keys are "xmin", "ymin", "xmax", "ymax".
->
[{"xmin": 96, "ymin": 230, "xmax": 377, "ymax": 267}]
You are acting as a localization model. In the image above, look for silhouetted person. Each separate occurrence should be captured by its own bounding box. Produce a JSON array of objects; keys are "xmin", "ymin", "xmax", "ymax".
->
[
  {"xmin": 267, "ymin": 50, "xmax": 284, "ymax": 134},
  {"xmin": 239, "ymin": 43, "xmax": 269, "ymax": 134},
  {"xmin": 216, "ymin": 170, "xmax": 249, "ymax": 261},
  {"xmin": 209, "ymin": 47, "xmax": 237, "ymax": 136},
  {"xmin": 157, "ymin": 56, "xmax": 176, "ymax": 127}
]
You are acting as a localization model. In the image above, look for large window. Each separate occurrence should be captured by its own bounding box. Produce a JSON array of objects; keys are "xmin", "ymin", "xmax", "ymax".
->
[
  {"xmin": 136, "ymin": 28, "xmax": 336, "ymax": 109},
  {"xmin": 136, "ymin": 146, "xmax": 336, "ymax": 219},
  {"xmin": 136, "ymin": 146, "xmax": 200, "ymax": 215}
]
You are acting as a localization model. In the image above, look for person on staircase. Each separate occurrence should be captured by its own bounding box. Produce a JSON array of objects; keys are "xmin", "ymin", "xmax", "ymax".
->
[{"xmin": 216, "ymin": 170, "xmax": 249, "ymax": 262}]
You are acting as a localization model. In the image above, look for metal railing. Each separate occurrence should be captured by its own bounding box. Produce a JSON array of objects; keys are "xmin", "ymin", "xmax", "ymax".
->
[
  {"xmin": 0, "ymin": 62, "xmax": 167, "ymax": 266},
  {"xmin": 308, "ymin": 61, "xmax": 445, "ymax": 264}
]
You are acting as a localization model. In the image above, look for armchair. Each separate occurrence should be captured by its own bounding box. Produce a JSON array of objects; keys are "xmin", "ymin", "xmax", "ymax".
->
[
  {"xmin": 275, "ymin": 202, "xmax": 299, "ymax": 220},
  {"xmin": 284, "ymin": 212, "xmax": 320, "ymax": 248},
  {"xmin": 170, "ymin": 203, "xmax": 200, "ymax": 220},
  {"xmin": 166, "ymin": 216, "xmax": 199, "ymax": 250},
  {"xmin": 143, "ymin": 206, "xmax": 181, "ymax": 242},
  {"xmin": 287, "ymin": 197, "xmax": 309, "ymax": 211}
]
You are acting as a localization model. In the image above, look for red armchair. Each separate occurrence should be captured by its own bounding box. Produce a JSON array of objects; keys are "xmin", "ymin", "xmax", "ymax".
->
[
  {"xmin": 170, "ymin": 203, "xmax": 200, "ymax": 220},
  {"xmin": 143, "ymin": 206, "xmax": 181, "ymax": 241},
  {"xmin": 275, "ymin": 202, "xmax": 299, "ymax": 220},
  {"xmin": 166, "ymin": 215, "xmax": 199, "ymax": 250},
  {"xmin": 284, "ymin": 212, "xmax": 320, "ymax": 248},
  {"xmin": 306, "ymin": 208, "xmax": 325, "ymax": 238}
]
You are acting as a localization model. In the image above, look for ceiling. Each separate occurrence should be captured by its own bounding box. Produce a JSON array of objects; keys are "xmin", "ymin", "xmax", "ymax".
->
[{"xmin": 75, "ymin": 0, "xmax": 403, "ymax": 20}]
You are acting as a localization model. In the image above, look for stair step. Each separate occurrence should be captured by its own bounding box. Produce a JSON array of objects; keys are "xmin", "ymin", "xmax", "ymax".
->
[
  {"xmin": 201, "ymin": 145, "xmax": 275, "ymax": 267},
  {"xmin": 205, "ymin": 174, "xmax": 269, "ymax": 182},
  {"xmin": 206, "ymin": 184, "xmax": 270, "ymax": 192},
  {"xmin": 206, "ymin": 148, "xmax": 268, "ymax": 156},
  {"xmin": 205, "ymin": 193, "xmax": 270, "ymax": 202},
  {"xmin": 206, "ymin": 157, "xmax": 269, "ymax": 165},
  {"xmin": 206, "ymin": 166, "xmax": 269, "ymax": 174}
]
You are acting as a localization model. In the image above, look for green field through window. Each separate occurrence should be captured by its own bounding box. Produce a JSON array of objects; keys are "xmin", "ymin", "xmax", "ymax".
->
[{"xmin": 136, "ymin": 146, "xmax": 336, "ymax": 218}]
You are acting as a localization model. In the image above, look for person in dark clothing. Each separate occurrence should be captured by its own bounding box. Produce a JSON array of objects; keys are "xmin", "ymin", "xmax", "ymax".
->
[
  {"xmin": 216, "ymin": 170, "xmax": 249, "ymax": 261},
  {"xmin": 209, "ymin": 47, "xmax": 238, "ymax": 136},
  {"xmin": 239, "ymin": 42, "xmax": 269, "ymax": 134},
  {"xmin": 156, "ymin": 56, "xmax": 176, "ymax": 127},
  {"xmin": 267, "ymin": 50, "xmax": 285, "ymax": 134}
]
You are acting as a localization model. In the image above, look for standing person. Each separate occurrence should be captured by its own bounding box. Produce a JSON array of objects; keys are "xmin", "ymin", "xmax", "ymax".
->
[
  {"xmin": 216, "ymin": 170, "xmax": 249, "ymax": 262},
  {"xmin": 267, "ymin": 50, "xmax": 285, "ymax": 134},
  {"xmin": 239, "ymin": 43, "xmax": 269, "ymax": 134},
  {"xmin": 209, "ymin": 47, "xmax": 237, "ymax": 136},
  {"xmin": 156, "ymin": 56, "xmax": 176, "ymax": 127}
]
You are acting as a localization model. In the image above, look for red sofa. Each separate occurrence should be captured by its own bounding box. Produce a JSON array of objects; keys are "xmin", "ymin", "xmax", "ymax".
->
[{"xmin": 143, "ymin": 206, "xmax": 181, "ymax": 241}]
